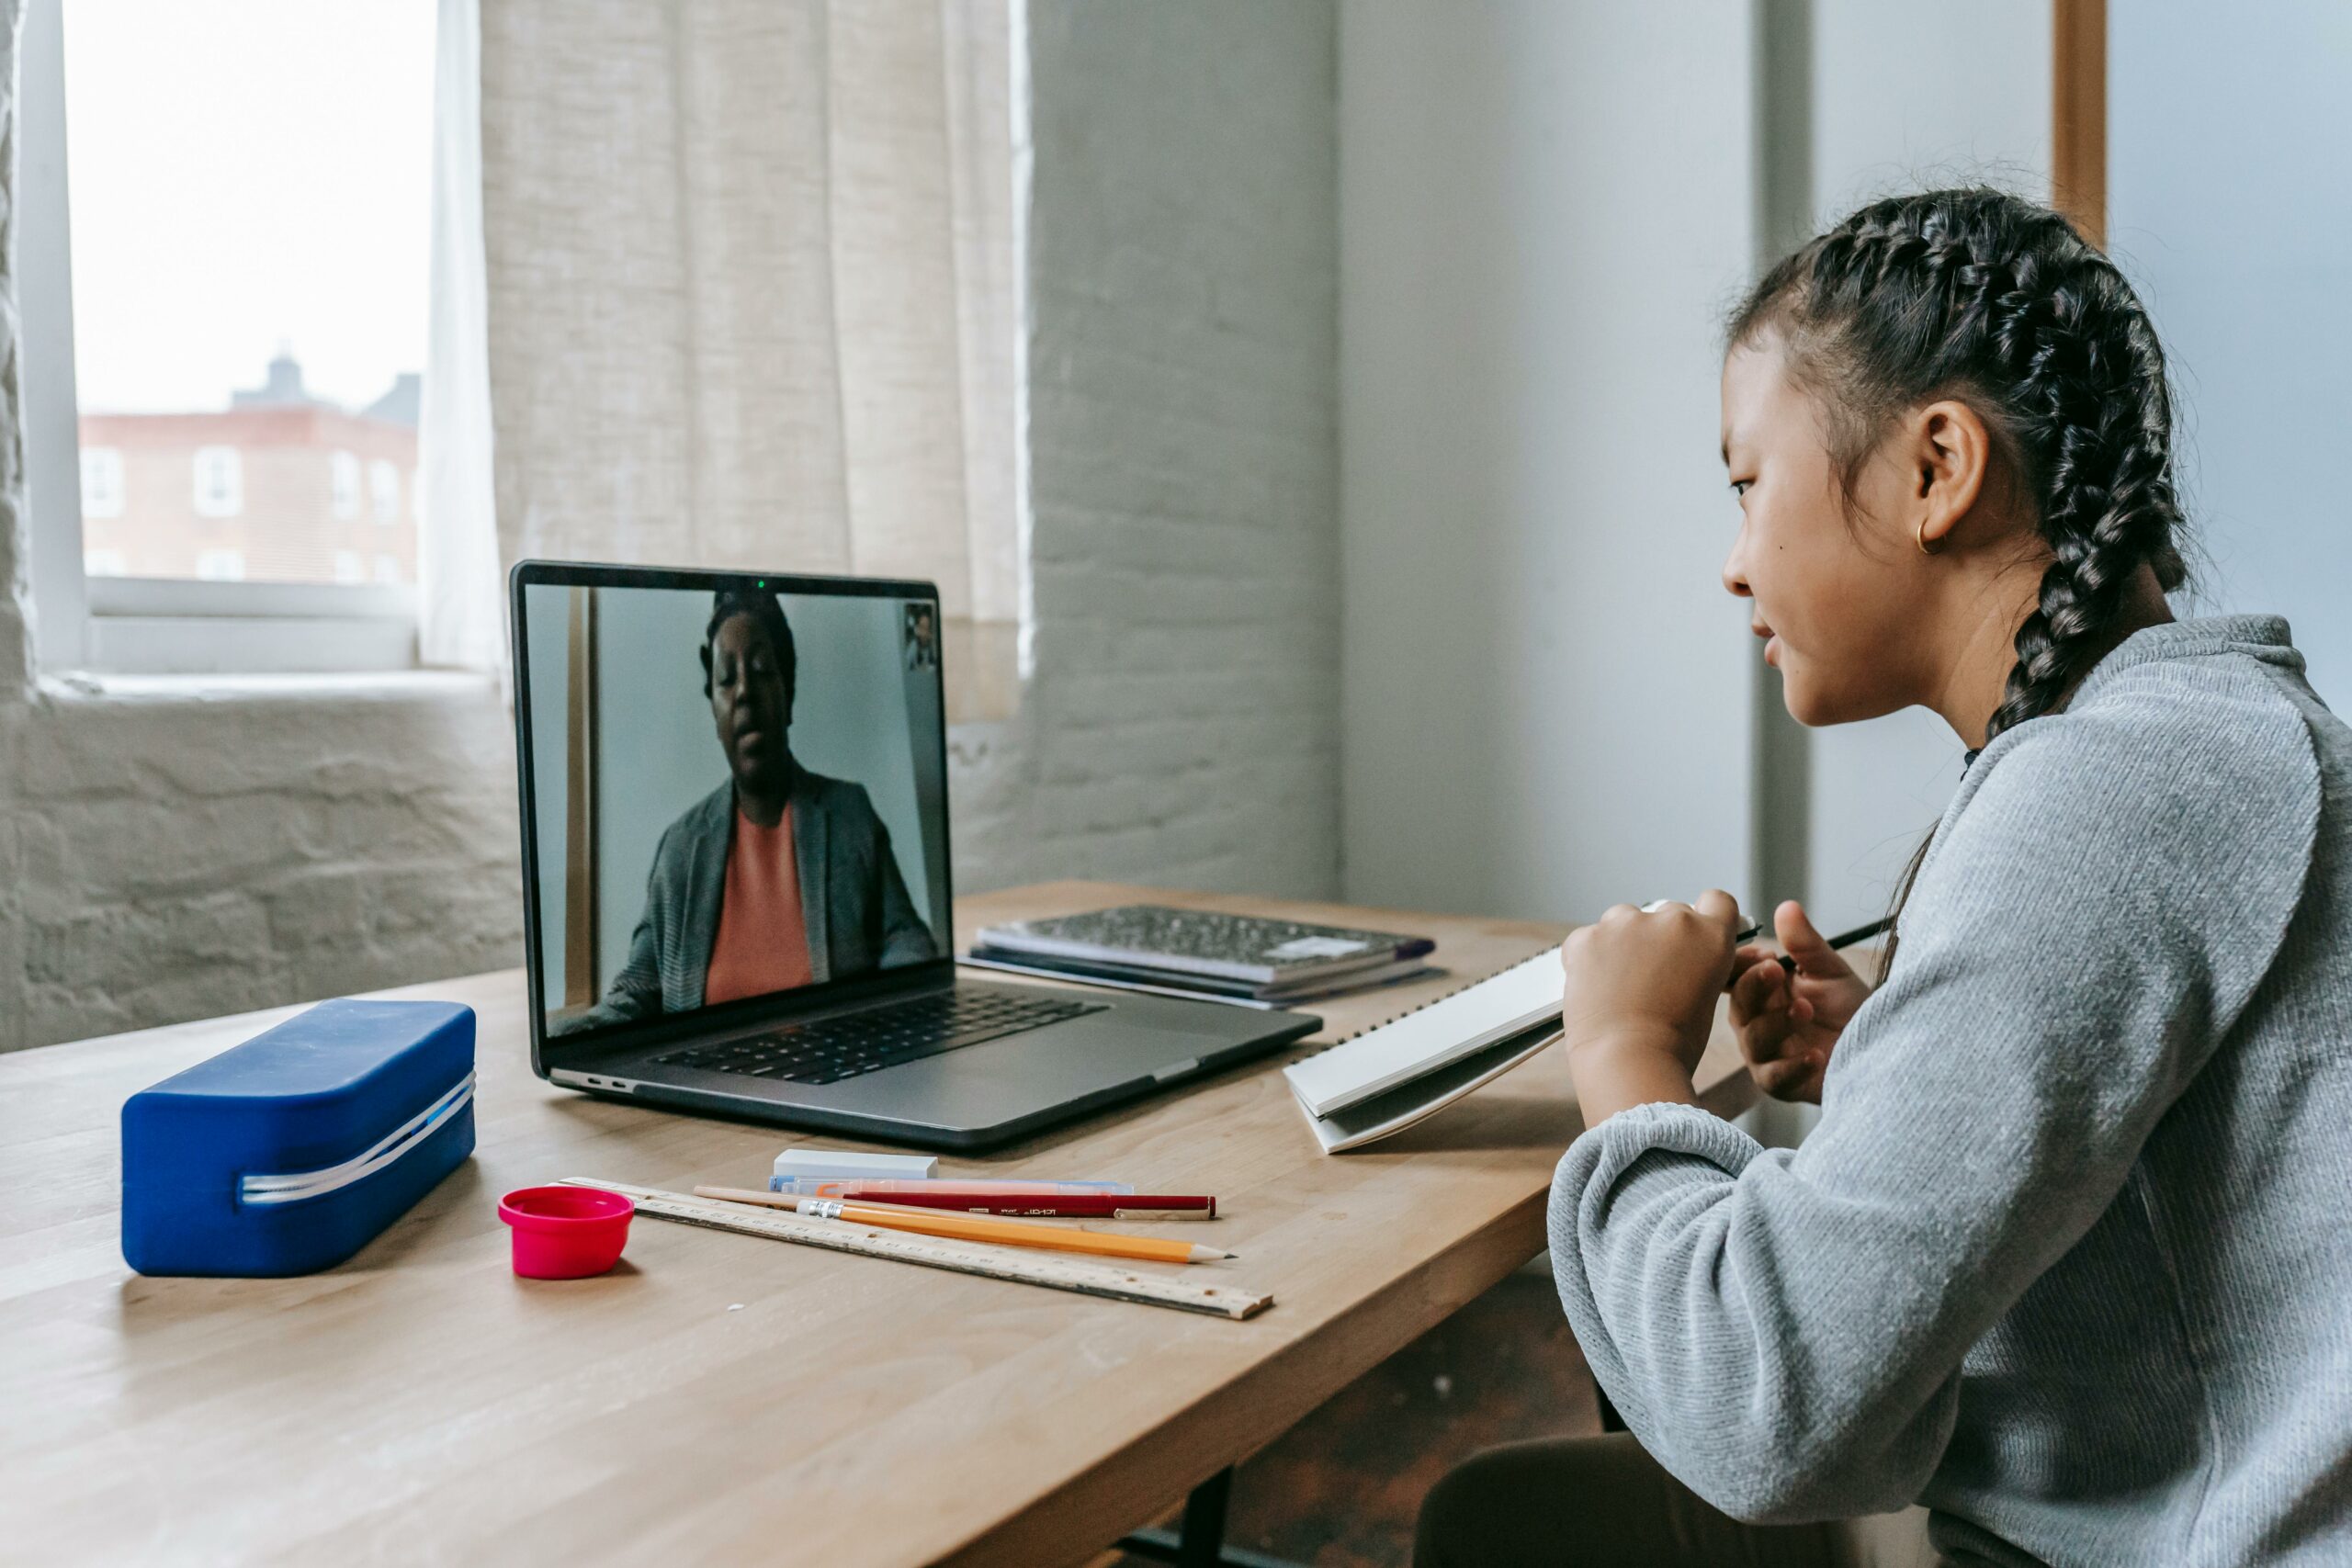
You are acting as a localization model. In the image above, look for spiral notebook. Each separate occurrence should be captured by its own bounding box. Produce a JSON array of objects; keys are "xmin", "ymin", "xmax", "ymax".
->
[{"xmin": 1283, "ymin": 950, "xmax": 1565, "ymax": 1154}]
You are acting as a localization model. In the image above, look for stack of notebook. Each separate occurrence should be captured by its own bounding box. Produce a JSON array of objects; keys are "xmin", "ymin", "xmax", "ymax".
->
[{"xmin": 964, "ymin": 904, "xmax": 1439, "ymax": 1007}]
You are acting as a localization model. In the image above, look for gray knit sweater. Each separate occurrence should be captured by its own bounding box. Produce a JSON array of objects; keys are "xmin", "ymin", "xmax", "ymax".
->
[{"xmin": 1550, "ymin": 617, "xmax": 2352, "ymax": 1566}]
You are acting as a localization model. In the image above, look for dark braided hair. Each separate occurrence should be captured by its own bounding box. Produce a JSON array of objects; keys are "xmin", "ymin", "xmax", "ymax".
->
[{"xmin": 1729, "ymin": 188, "xmax": 2189, "ymax": 969}]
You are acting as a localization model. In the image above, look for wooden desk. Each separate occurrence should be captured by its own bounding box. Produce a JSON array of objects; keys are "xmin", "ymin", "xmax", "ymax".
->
[{"xmin": 1, "ymin": 882, "xmax": 1756, "ymax": 1566}]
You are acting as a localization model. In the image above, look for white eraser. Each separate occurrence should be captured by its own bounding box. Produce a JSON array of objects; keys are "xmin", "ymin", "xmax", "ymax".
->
[{"xmin": 770, "ymin": 1148, "xmax": 937, "ymax": 1183}]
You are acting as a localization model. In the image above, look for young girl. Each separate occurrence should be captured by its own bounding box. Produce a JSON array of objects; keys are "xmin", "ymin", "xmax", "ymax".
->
[{"xmin": 1415, "ymin": 188, "xmax": 2352, "ymax": 1565}]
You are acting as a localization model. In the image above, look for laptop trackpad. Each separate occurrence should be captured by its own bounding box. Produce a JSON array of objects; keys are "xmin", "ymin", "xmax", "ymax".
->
[{"xmin": 816, "ymin": 1015, "xmax": 1207, "ymax": 1126}]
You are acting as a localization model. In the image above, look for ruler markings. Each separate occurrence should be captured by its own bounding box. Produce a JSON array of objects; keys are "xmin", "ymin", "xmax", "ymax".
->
[{"xmin": 564, "ymin": 1178, "xmax": 1273, "ymax": 1321}]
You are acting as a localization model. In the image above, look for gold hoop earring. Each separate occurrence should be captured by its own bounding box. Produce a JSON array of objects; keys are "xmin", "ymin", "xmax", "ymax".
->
[{"xmin": 1917, "ymin": 516, "xmax": 1939, "ymax": 556}]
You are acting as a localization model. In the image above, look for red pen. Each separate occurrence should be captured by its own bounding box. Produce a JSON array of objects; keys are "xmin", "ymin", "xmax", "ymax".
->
[
  {"xmin": 695, "ymin": 1183, "xmax": 1219, "ymax": 1220},
  {"xmin": 833, "ymin": 1187, "xmax": 1217, "ymax": 1221}
]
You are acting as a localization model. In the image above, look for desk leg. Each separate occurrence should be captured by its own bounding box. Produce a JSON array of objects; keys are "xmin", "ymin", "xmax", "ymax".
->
[{"xmin": 1113, "ymin": 1467, "xmax": 1306, "ymax": 1568}]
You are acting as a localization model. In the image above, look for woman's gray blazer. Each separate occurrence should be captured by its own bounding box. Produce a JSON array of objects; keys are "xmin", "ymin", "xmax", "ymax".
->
[{"xmin": 569, "ymin": 769, "xmax": 938, "ymax": 1030}]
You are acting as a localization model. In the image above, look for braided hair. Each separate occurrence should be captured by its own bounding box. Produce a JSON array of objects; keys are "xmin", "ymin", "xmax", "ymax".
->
[{"xmin": 1730, "ymin": 188, "xmax": 2189, "ymax": 966}]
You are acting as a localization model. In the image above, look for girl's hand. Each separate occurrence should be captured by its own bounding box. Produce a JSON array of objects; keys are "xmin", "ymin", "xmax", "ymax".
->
[
  {"xmin": 1726, "ymin": 899, "xmax": 1873, "ymax": 1104},
  {"xmin": 1558, "ymin": 890, "xmax": 1745, "ymax": 1099}
]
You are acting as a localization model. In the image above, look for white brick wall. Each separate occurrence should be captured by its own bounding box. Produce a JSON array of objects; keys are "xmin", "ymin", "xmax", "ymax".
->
[
  {"xmin": 0, "ymin": 0, "xmax": 1340, "ymax": 1052},
  {"xmin": 957, "ymin": 0, "xmax": 1340, "ymax": 899},
  {"xmin": 0, "ymin": 681, "xmax": 523, "ymax": 1052}
]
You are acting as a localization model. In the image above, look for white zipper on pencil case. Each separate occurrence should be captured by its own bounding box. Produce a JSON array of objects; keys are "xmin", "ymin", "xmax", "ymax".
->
[{"xmin": 238, "ymin": 1072, "xmax": 476, "ymax": 1206}]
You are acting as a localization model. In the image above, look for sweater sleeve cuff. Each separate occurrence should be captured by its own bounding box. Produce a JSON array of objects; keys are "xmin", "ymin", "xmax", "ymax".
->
[
  {"xmin": 1549, "ymin": 1101, "xmax": 1761, "ymax": 1265},
  {"xmin": 1546, "ymin": 1103, "xmax": 1764, "ymax": 1430},
  {"xmin": 1555, "ymin": 1100, "xmax": 1761, "ymax": 1206}
]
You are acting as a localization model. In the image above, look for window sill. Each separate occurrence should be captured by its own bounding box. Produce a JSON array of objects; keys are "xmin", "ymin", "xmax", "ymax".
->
[
  {"xmin": 38, "ymin": 667, "xmax": 501, "ymax": 707},
  {"xmin": 69, "ymin": 580, "xmax": 424, "ymax": 677},
  {"xmin": 77, "ymin": 614, "xmax": 419, "ymax": 677}
]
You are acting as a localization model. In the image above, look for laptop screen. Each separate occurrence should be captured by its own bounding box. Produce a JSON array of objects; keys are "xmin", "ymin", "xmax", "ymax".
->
[{"xmin": 514, "ymin": 568, "xmax": 953, "ymax": 1042}]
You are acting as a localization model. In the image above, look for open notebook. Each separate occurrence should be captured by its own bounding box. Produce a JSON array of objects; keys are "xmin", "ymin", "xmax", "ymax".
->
[{"xmin": 1283, "ymin": 951, "xmax": 1564, "ymax": 1153}]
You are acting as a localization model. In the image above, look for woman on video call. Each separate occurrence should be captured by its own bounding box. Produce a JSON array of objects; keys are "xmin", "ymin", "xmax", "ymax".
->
[{"xmin": 576, "ymin": 589, "xmax": 937, "ymax": 1030}]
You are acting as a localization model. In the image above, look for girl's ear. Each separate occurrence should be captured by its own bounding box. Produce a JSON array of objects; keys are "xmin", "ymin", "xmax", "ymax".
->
[{"xmin": 1913, "ymin": 399, "xmax": 1992, "ymax": 552}]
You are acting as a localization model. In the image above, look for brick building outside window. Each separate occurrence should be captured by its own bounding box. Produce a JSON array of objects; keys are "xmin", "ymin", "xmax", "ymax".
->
[{"xmin": 79, "ymin": 349, "xmax": 419, "ymax": 586}]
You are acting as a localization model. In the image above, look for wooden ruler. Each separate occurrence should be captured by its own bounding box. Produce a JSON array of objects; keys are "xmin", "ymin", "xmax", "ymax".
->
[{"xmin": 565, "ymin": 1178, "xmax": 1273, "ymax": 1321}]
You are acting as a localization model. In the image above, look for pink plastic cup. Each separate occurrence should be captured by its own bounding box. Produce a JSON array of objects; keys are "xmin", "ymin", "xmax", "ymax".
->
[{"xmin": 499, "ymin": 1185, "xmax": 635, "ymax": 1279}]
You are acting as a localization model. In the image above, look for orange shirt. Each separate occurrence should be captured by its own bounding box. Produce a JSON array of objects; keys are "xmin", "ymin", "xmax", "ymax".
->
[{"xmin": 704, "ymin": 807, "xmax": 815, "ymax": 1004}]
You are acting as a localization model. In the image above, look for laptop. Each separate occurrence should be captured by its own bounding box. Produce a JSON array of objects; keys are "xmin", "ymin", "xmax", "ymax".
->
[{"xmin": 509, "ymin": 560, "xmax": 1319, "ymax": 1151}]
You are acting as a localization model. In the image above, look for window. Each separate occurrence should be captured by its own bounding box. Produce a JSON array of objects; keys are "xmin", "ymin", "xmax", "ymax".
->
[
  {"xmin": 369, "ymin": 458, "xmax": 401, "ymax": 524},
  {"xmin": 331, "ymin": 451, "xmax": 361, "ymax": 520},
  {"xmin": 191, "ymin": 446, "xmax": 243, "ymax": 518},
  {"xmin": 79, "ymin": 445, "xmax": 122, "ymax": 516},
  {"xmin": 17, "ymin": 0, "xmax": 434, "ymax": 673}
]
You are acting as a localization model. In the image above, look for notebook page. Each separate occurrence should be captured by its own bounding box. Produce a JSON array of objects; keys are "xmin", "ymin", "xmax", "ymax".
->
[{"xmin": 1283, "ymin": 951, "xmax": 1562, "ymax": 1117}]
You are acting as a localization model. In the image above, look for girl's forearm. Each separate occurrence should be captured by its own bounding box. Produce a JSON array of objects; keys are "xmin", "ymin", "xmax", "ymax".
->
[{"xmin": 1566, "ymin": 1030, "xmax": 1702, "ymax": 1126}]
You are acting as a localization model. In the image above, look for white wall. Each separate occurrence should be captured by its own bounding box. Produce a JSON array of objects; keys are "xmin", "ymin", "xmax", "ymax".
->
[
  {"xmin": 1339, "ymin": 1, "xmax": 1758, "ymax": 924},
  {"xmin": 2109, "ymin": 0, "xmax": 2352, "ymax": 712},
  {"xmin": 1808, "ymin": 0, "xmax": 2052, "ymax": 219},
  {"xmin": 1799, "ymin": 0, "xmax": 2052, "ymax": 931},
  {"xmin": 0, "ymin": 672, "xmax": 525, "ymax": 1054},
  {"xmin": 955, "ymin": 0, "xmax": 1342, "ymax": 903},
  {"xmin": 1337, "ymin": 0, "xmax": 2072, "ymax": 933}
]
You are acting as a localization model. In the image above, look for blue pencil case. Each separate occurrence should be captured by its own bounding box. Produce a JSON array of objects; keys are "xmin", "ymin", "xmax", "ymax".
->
[{"xmin": 121, "ymin": 998, "xmax": 477, "ymax": 1277}]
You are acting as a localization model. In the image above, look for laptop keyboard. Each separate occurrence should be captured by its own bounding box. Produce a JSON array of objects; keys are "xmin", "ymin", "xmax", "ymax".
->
[{"xmin": 651, "ymin": 989, "xmax": 1108, "ymax": 1088}]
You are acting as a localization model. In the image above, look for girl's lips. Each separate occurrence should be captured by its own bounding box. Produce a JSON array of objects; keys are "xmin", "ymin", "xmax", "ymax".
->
[{"xmin": 1764, "ymin": 635, "xmax": 1782, "ymax": 667}]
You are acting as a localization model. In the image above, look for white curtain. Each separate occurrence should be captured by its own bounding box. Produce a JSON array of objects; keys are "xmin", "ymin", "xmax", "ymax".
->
[
  {"xmin": 469, "ymin": 0, "xmax": 1019, "ymax": 721},
  {"xmin": 419, "ymin": 0, "xmax": 503, "ymax": 672}
]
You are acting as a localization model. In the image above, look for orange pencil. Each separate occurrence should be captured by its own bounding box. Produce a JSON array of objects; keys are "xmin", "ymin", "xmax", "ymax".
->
[{"xmin": 786, "ymin": 1195, "xmax": 1233, "ymax": 1265}]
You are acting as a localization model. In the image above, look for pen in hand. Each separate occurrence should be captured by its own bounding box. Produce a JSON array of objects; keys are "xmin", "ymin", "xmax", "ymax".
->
[
  {"xmin": 1634, "ymin": 900, "xmax": 1889, "ymax": 982},
  {"xmin": 1733, "ymin": 915, "xmax": 1891, "ymax": 978}
]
